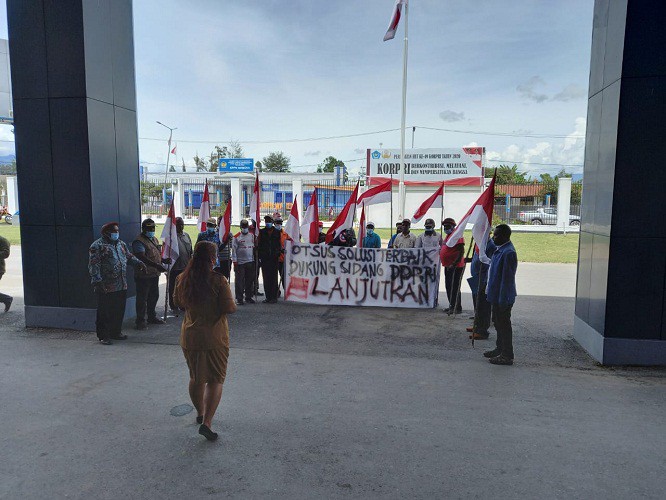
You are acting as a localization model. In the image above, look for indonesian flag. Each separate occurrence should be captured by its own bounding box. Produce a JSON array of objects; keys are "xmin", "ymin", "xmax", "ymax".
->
[
  {"xmin": 197, "ymin": 182, "xmax": 211, "ymax": 232},
  {"xmin": 445, "ymin": 172, "xmax": 496, "ymax": 264},
  {"xmin": 357, "ymin": 180, "xmax": 392, "ymax": 206},
  {"xmin": 411, "ymin": 183, "xmax": 444, "ymax": 223},
  {"xmin": 326, "ymin": 182, "xmax": 359, "ymax": 244},
  {"xmin": 357, "ymin": 203, "xmax": 366, "ymax": 248},
  {"xmin": 300, "ymin": 188, "xmax": 320, "ymax": 244},
  {"xmin": 219, "ymin": 197, "xmax": 232, "ymax": 244},
  {"xmin": 285, "ymin": 196, "xmax": 300, "ymax": 242},
  {"xmin": 383, "ymin": 0, "xmax": 407, "ymax": 41},
  {"xmin": 160, "ymin": 199, "xmax": 179, "ymax": 262},
  {"xmin": 170, "ymin": 144, "xmax": 177, "ymax": 155},
  {"xmin": 249, "ymin": 174, "xmax": 260, "ymax": 235}
]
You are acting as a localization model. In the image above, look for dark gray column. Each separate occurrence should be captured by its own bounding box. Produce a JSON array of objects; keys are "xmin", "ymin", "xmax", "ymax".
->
[
  {"xmin": 575, "ymin": 0, "xmax": 666, "ymax": 365},
  {"xmin": 7, "ymin": 0, "xmax": 141, "ymax": 329}
]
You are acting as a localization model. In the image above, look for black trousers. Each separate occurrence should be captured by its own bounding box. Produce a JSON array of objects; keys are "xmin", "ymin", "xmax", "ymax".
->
[
  {"xmin": 444, "ymin": 266, "xmax": 464, "ymax": 311},
  {"xmin": 218, "ymin": 260, "xmax": 231, "ymax": 281},
  {"xmin": 278, "ymin": 261, "xmax": 285, "ymax": 291},
  {"xmin": 492, "ymin": 303, "xmax": 514, "ymax": 358},
  {"xmin": 234, "ymin": 262, "xmax": 255, "ymax": 302},
  {"xmin": 96, "ymin": 290, "xmax": 127, "ymax": 340},
  {"xmin": 261, "ymin": 258, "xmax": 279, "ymax": 301},
  {"xmin": 135, "ymin": 276, "xmax": 159, "ymax": 324},
  {"xmin": 168, "ymin": 268, "xmax": 184, "ymax": 310},
  {"xmin": 476, "ymin": 290, "xmax": 492, "ymax": 334}
]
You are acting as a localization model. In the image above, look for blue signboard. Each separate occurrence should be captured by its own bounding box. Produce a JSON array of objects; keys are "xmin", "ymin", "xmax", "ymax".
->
[{"xmin": 218, "ymin": 158, "xmax": 254, "ymax": 173}]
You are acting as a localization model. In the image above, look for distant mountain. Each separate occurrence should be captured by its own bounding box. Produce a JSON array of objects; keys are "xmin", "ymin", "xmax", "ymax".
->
[{"xmin": 0, "ymin": 154, "xmax": 15, "ymax": 165}]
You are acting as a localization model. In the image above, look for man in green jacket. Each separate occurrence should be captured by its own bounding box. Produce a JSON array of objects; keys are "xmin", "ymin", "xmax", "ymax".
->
[{"xmin": 0, "ymin": 234, "xmax": 12, "ymax": 312}]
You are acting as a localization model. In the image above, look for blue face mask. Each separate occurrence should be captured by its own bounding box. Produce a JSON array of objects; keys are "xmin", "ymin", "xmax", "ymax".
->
[
  {"xmin": 367, "ymin": 228, "xmax": 374, "ymax": 235},
  {"xmin": 109, "ymin": 232, "xmax": 119, "ymax": 241},
  {"xmin": 266, "ymin": 222, "xmax": 274, "ymax": 229},
  {"xmin": 425, "ymin": 227, "xmax": 434, "ymax": 234},
  {"xmin": 207, "ymin": 228, "xmax": 216, "ymax": 234},
  {"xmin": 274, "ymin": 224, "xmax": 282, "ymax": 231},
  {"xmin": 145, "ymin": 231, "xmax": 155, "ymax": 238},
  {"xmin": 444, "ymin": 228, "xmax": 453, "ymax": 235}
]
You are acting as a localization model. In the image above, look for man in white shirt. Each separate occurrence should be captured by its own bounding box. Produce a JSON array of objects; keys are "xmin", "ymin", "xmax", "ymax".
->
[
  {"xmin": 415, "ymin": 218, "xmax": 443, "ymax": 248},
  {"xmin": 392, "ymin": 218, "xmax": 418, "ymax": 249},
  {"xmin": 232, "ymin": 219, "xmax": 256, "ymax": 305}
]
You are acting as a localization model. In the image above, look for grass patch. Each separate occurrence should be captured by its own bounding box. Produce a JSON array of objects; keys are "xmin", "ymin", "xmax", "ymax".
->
[{"xmin": 0, "ymin": 223, "xmax": 579, "ymax": 264}]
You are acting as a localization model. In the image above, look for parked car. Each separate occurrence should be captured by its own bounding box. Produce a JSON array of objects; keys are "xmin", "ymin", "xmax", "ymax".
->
[{"xmin": 517, "ymin": 207, "xmax": 580, "ymax": 226}]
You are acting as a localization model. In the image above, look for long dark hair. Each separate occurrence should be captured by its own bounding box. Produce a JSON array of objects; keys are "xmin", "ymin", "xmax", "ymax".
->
[{"xmin": 175, "ymin": 241, "xmax": 218, "ymax": 308}]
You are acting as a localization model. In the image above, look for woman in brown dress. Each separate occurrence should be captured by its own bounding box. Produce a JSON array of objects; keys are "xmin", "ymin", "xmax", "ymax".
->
[{"xmin": 174, "ymin": 241, "xmax": 237, "ymax": 441}]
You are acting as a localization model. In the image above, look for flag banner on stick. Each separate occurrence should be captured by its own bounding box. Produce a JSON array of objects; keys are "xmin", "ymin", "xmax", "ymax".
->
[
  {"xmin": 445, "ymin": 172, "xmax": 496, "ymax": 264},
  {"xmin": 383, "ymin": 0, "xmax": 407, "ymax": 41},
  {"xmin": 300, "ymin": 188, "xmax": 320, "ymax": 244},
  {"xmin": 219, "ymin": 197, "xmax": 232, "ymax": 243},
  {"xmin": 357, "ymin": 203, "xmax": 366, "ymax": 248},
  {"xmin": 170, "ymin": 144, "xmax": 177, "ymax": 155},
  {"xmin": 161, "ymin": 199, "xmax": 179, "ymax": 262},
  {"xmin": 326, "ymin": 182, "xmax": 360, "ymax": 244},
  {"xmin": 285, "ymin": 196, "xmax": 300, "ymax": 242},
  {"xmin": 411, "ymin": 182, "xmax": 444, "ymax": 223},
  {"xmin": 357, "ymin": 180, "xmax": 392, "ymax": 206},
  {"xmin": 249, "ymin": 174, "xmax": 260, "ymax": 235},
  {"xmin": 197, "ymin": 182, "xmax": 211, "ymax": 232}
]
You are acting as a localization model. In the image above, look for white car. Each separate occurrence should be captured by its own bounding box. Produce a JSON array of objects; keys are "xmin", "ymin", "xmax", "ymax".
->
[{"xmin": 517, "ymin": 207, "xmax": 580, "ymax": 226}]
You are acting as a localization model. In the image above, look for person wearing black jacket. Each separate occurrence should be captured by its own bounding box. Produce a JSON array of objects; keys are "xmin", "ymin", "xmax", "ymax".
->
[{"xmin": 257, "ymin": 215, "xmax": 282, "ymax": 303}]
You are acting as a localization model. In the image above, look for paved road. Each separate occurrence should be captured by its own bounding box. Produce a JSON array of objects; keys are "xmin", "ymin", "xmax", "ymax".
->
[{"xmin": 0, "ymin": 248, "xmax": 663, "ymax": 499}]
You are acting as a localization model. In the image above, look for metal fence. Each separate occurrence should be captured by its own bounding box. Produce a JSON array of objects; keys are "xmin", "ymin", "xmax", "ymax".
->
[{"xmin": 304, "ymin": 177, "xmax": 359, "ymax": 221}]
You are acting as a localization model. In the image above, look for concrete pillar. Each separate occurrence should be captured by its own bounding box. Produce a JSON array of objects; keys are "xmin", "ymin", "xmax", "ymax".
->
[
  {"xmin": 575, "ymin": 0, "xmax": 666, "ymax": 365},
  {"xmin": 556, "ymin": 177, "xmax": 572, "ymax": 228},
  {"xmin": 6, "ymin": 175, "xmax": 18, "ymax": 215},
  {"xmin": 8, "ymin": 0, "xmax": 141, "ymax": 330},
  {"xmin": 230, "ymin": 177, "xmax": 242, "ymax": 224}
]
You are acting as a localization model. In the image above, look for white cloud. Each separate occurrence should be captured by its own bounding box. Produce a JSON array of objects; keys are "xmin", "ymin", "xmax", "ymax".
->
[
  {"xmin": 552, "ymin": 84, "xmax": 586, "ymax": 102},
  {"xmin": 439, "ymin": 110, "xmax": 465, "ymax": 122}
]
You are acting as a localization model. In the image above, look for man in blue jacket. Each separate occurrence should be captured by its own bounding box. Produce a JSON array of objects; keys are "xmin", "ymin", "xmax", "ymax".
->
[
  {"xmin": 483, "ymin": 224, "xmax": 518, "ymax": 365},
  {"xmin": 362, "ymin": 221, "xmax": 382, "ymax": 248}
]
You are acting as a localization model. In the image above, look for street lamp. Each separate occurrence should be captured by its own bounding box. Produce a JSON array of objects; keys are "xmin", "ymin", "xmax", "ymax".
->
[{"xmin": 156, "ymin": 121, "xmax": 177, "ymax": 185}]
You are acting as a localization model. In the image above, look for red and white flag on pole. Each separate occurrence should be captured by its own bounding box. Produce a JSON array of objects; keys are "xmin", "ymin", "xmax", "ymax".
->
[
  {"xmin": 197, "ymin": 182, "xmax": 211, "ymax": 232},
  {"xmin": 411, "ymin": 183, "xmax": 444, "ymax": 223},
  {"xmin": 219, "ymin": 197, "xmax": 232, "ymax": 243},
  {"xmin": 357, "ymin": 203, "xmax": 366, "ymax": 248},
  {"xmin": 170, "ymin": 143, "xmax": 177, "ymax": 155},
  {"xmin": 285, "ymin": 196, "xmax": 300, "ymax": 242},
  {"xmin": 357, "ymin": 180, "xmax": 392, "ymax": 206},
  {"xmin": 300, "ymin": 188, "xmax": 320, "ymax": 244},
  {"xmin": 326, "ymin": 182, "xmax": 360, "ymax": 244},
  {"xmin": 383, "ymin": 0, "xmax": 407, "ymax": 41},
  {"xmin": 161, "ymin": 199, "xmax": 179, "ymax": 262},
  {"xmin": 249, "ymin": 174, "xmax": 260, "ymax": 235},
  {"xmin": 445, "ymin": 172, "xmax": 496, "ymax": 264}
]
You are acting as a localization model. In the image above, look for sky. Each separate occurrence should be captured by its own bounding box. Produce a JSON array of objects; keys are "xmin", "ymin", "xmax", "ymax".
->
[{"xmin": 0, "ymin": 0, "xmax": 594, "ymax": 177}]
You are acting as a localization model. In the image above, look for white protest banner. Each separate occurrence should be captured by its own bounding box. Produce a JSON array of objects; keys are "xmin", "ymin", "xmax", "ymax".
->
[{"xmin": 284, "ymin": 242, "xmax": 440, "ymax": 308}]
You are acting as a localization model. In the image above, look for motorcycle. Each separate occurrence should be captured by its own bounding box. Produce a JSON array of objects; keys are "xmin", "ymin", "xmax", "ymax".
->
[{"xmin": 0, "ymin": 207, "xmax": 13, "ymax": 224}]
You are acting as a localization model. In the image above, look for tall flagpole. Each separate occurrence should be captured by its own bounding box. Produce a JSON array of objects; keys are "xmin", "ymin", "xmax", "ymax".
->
[{"xmin": 398, "ymin": 0, "xmax": 409, "ymax": 220}]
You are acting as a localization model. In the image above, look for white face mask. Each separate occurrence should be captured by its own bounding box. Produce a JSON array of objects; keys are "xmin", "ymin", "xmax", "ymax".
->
[{"xmin": 241, "ymin": 228, "xmax": 249, "ymax": 235}]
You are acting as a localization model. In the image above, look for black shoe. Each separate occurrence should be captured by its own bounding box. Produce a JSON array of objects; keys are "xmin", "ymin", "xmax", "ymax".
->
[
  {"xmin": 246, "ymin": 298, "xmax": 256, "ymax": 304},
  {"xmin": 256, "ymin": 291, "xmax": 264, "ymax": 296},
  {"xmin": 135, "ymin": 323, "xmax": 147, "ymax": 330},
  {"xmin": 268, "ymin": 299, "xmax": 278, "ymax": 304},
  {"xmin": 483, "ymin": 349, "xmax": 501, "ymax": 358},
  {"xmin": 489, "ymin": 355, "xmax": 513, "ymax": 366},
  {"xmin": 147, "ymin": 317, "xmax": 166, "ymax": 325},
  {"xmin": 262, "ymin": 299, "xmax": 270, "ymax": 304},
  {"xmin": 196, "ymin": 415, "xmax": 203, "ymax": 425},
  {"xmin": 99, "ymin": 338, "xmax": 113, "ymax": 345},
  {"xmin": 110, "ymin": 334, "xmax": 128, "ymax": 340},
  {"xmin": 198, "ymin": 424, "xmax": 218, "ymax": 441},
  {"xmin": 3, "ymin": 297, "xmax": 12, "ymax": 312},
  {"xmin": 236, "ymin": 300, "xmax": 244, "ymax": 306}
]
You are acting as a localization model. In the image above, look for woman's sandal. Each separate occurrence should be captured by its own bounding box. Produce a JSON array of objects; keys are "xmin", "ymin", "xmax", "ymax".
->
[{"xmin": 199, "ymin": 424, "xmax": 218, "ymax": 441}]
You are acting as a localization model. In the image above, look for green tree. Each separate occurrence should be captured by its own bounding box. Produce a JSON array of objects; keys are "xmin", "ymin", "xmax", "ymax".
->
[
  {"xmin": 496, "ymin": 164, "xmax": 529, "ymax": 185},
  {"xmin": 255, "ymin": 160, "xmax": 263, "ymax": 172},
  {"xmin": 317, "ymin": 156, "xmax": 344, "ymax": 173},
  {"xmin": 181, "ymin": 158, "xmax": 187, "ymax": 173},
  {"xmin": 262, "ymin": 151, "xmax": 291, "ymax": 172},
  {"xmin": 193, "ymin": 142, "xmax": 246, "ymax": 173},
  {"xmin": 140, "ymin": 181, "xmax": 164, "ymax": 203},
  {"xmin": 168, "ymin": 164, "xmax": 176, "ymax": 172}
]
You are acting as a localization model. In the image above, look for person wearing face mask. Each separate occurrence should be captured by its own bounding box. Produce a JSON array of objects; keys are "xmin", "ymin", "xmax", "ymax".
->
[
  {"xmin": 275, "ymin": 217, "xmax": 291, "ymax": 296},
  {"xmin": 232, "ymin": 219, "xmax": 256, "ymax": 305},
  {"xmin": 257, "ymin": 215, "xmax": 281, "ymax": 303},
  {"xmin": 0, "ymin": 233, "xmax": 12, "ymax": 312},
  {"xmin": 89, "ymin": 222, "xmax": 146, "ymax": 344},
  {"xmin": 466, "ymin": 236, "xmax": 496, "ymax": 340},
  {"xmin": 216, "ymin": 216, "xmax": 234, "ymax": 282},
  {"xmin": 249, "ymin": 219, "xmax": 264, "ymax": 297},
  {"xmin": 441, "ymin": 217, "xmax": 465, "ymax": 314},
  {"xmin": 362, "ymin": 222, "xmax": 381, "ymax": 248},
  {"xmin": 387, "ymin": 222, "xmax": 403, "ymax": 248},
  {"xmin": 133, "ymin": 218, "xmax": 170, "ymax": 330},
  {"xmin": 168, "ymin": 217, "xmax": 193, "ymax": 314},
  {"xmin": 416, "ymin": 218, "xmax": 443, "ymax": 248},
  {"xmin": 483, "ymin": 224, "xmax": 518, "ymax": 366},
  {"xmin": 317, "ymin": 221, "xmax": 327, "ymax": 244},
  {"xmin": 392, "ymin": 219, "xmax": 417, "ymax": 249}
]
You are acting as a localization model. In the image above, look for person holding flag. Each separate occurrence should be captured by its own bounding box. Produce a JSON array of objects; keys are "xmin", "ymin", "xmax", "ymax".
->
[
  {"xmin": 232, "ymin": 219, "xmax": 256, "ymax": 306},
  {"xmin": 258, "ymin": 215, "xmax": 281, "ymax": 303},
  {"xmin": 326, "ymin": 182, "xmax": 359, "ymax": 245},
  {"xmin": 416, "ymin": 218, "xmax": 442, "ymax": 248},
  {"xmin": 167, "ymin": 217, "xmax": 192, "ymax": 314},
  {"xmin": 441, "ymin": 217, "xmax": 465, "ymax": 314},
  {"xmin": 217, "ymin": 200, "xmax": 233, "ymax": 281}
]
